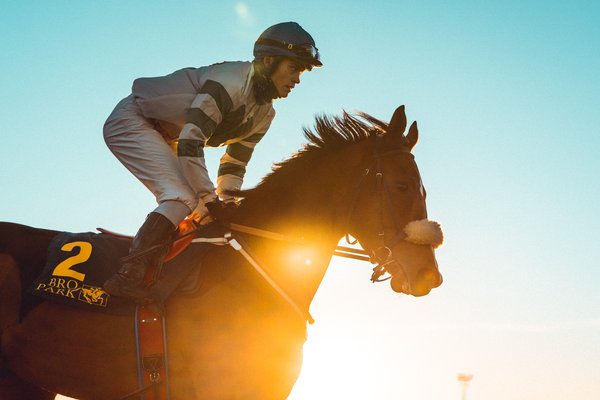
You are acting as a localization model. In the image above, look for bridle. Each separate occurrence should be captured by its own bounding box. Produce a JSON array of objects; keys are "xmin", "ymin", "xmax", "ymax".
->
[{"xmin": 342, "ymin": 133, "xmax": 418, "ymax": 286}]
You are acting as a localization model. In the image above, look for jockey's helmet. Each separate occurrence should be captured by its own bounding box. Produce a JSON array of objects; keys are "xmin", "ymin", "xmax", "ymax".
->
[{"xmin": 254, "ymin": 22, "xmax": 322, "ymax": 69}]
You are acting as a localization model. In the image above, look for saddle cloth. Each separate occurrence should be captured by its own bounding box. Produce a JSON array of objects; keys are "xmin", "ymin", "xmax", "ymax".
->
[{"xmin": 29, "ymin": 228, "xmax": 212, "ymax": 316}]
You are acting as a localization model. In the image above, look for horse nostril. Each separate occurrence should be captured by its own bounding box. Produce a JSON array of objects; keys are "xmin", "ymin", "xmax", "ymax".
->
[
  {"xmin": 390, "ymin": 269, "xmax": 442, "ymax": 295},
  {"xmin": 390, "ymin": 275, "xmax": 407, "ymax": 294},
  {"xmin": 419, "ymin": 268, "xmax": 442, "ymax": 288}
]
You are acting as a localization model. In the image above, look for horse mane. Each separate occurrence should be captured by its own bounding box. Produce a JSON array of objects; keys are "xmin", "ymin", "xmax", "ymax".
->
[
  {"xmin": 302, "ymin": 111, "xmax": 387, "ymax": 152},
  {"xmin": 236, "ymin": 111, "xmax": 389, "ymax": 201}
]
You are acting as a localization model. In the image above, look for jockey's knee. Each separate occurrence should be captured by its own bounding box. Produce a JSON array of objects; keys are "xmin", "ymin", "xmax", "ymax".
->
[{"xmin": 154, "ymin": 200, "xmax": 193, "ymax": 226}]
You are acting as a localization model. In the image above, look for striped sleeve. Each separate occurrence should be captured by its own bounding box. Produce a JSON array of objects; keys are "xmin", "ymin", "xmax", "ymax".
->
[
  {"xmin": 216, "ymin": 130, "xmax": 267, "ymax": 202},
  {"xmin": 178, "ymin": 80, "xmax": 233, "ymax": 202}
]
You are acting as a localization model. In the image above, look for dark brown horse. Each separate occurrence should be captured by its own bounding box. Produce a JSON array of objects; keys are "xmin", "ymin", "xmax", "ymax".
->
[{"xmin": 0, "ymin": 106, "xmax": 443, "ymax": 399}]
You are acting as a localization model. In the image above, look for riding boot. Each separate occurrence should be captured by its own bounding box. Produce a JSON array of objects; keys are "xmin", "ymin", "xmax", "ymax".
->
[{"xmin": 104, "ymin": 212, "xmax": 177, "ymax": 302}]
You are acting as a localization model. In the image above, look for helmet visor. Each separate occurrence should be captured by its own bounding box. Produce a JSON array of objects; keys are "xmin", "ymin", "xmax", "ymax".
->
[{"xmin": 256, "ymin": 38, "xmax": 322, "ymax": 66}]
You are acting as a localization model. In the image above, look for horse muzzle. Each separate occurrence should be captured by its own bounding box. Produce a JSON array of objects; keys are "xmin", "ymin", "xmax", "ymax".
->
[
  {"xmin": 363, "ymin": 219, "xmax": 444, "ymax": 296},
  {"xmin": 392, "ymin": 219, "xmax": 443, "ymax": 296},
  {"xmin": 389, "ymin": 263, "xmax": 443, "ymax": 296},
  {"xmin": 386, "ymin": 220, "xmax": 444, "ymax": 296}
]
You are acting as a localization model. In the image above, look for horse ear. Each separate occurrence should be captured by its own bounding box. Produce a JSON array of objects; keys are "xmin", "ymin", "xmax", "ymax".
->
[
  {"xmin": 387, "ymin": 105, "xmax": 407, "ymax": 138},
  {"xmin": 406, "ymin": 121, "xmax": 419, "ymax": 150}
]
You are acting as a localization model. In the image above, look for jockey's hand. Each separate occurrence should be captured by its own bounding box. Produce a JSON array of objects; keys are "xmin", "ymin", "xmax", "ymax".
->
[
  {"xmin": 191, "ymin": 200, "xmax": 212, "ymax": 225},
  {"xmin": 205, "ymin": 199, "xmax": 237, "ymax": 224}
]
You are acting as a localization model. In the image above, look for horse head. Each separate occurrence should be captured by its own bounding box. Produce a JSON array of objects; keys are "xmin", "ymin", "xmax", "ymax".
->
[
  {"xmin": 346, "ymin": 106, "xmax": 444, "ymax": 296},
  {"xmin": 234, "ymin": 105, "xmax": 443, "ymax": 301}
]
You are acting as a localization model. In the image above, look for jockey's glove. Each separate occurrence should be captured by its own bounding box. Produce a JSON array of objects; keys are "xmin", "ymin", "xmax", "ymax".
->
[
  {"xmin": 205, "ymin": 199, "xmax": 238, "ymax": 224},
  {"xmin": 191, "ymin": 200, "xmax": 210, "ymax": 225}
]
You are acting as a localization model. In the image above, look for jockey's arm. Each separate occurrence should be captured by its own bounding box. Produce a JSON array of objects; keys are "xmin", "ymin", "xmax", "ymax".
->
[
  {"xmin": 178, "ymin": 87, "xmax": 229, "ymax": 206},
  {"xmin": 217, "ymin": 130, "xmax": 267, "ymax": 203}
]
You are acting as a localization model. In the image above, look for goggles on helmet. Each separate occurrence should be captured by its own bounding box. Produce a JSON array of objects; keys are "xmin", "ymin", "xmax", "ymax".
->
[{"xmin": 255, "ymin": 38, "xmax": 321, "ymax": 65}]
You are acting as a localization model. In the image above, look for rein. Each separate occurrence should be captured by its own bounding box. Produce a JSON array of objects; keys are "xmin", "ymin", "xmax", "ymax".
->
[
  {"xmin": 118, "ymin": 223, "xmax": 371, "ymax": 265},
  {"xmin": 229, "ymin": 223, "xmax": 371, "ymax": 262}
]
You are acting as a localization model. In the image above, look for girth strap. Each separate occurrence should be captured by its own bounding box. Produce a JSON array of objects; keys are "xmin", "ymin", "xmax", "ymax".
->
[{"xmin": 133, "ymin": 305, "xmax": 170, "ymax": 400}]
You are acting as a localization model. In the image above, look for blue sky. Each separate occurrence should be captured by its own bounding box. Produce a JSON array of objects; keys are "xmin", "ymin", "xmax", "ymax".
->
[{"xmin": 1, "ymin": 1, "xmax": 599, "ymax": 399}]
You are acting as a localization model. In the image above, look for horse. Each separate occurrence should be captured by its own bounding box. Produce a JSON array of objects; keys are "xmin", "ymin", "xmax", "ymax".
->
[{"xmin": 0, "ymin": 105, "xmax": 443, "ymax": 399}]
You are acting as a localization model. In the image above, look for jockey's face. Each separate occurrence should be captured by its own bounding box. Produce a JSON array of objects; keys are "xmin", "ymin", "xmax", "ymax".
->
[{"xmin": 265, "ymin": 57, "xmax": 306, "ymax": 98}]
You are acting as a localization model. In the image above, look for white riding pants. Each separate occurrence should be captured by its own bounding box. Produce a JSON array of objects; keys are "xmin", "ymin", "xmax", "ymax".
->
[{"xmin": 103, "ymin": 94, "xmax": 196, "ymax": 225}]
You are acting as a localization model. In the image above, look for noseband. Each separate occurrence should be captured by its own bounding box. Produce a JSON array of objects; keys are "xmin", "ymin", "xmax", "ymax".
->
[{"xmin": 344, "ymin": 134, "xmax": 418, "ymax": 285}]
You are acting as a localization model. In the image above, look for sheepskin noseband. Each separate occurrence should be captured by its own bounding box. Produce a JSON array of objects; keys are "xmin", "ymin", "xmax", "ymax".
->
[{"xmin": 403, "ymin": 219, "xmax": 444, "ymax": 248}]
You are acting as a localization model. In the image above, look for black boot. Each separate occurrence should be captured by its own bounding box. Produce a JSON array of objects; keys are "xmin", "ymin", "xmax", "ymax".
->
[{"xmin": 104, "ymin": 212, "xmax": 176, "ymax": 302}]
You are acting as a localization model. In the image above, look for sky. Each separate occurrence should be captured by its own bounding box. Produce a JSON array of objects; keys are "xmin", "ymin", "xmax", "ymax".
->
[{"xmin": 1, "ymin": 1, "xmax": 599, "ymax": 399}]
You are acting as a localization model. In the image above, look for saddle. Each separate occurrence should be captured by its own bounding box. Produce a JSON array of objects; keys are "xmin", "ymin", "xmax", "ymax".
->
[
  {"xmin": 29, "ymin": 219, "xmax": 222, "ymax": 316},
  {"xmin": 98, "ymin": 217, "xmax": 198, "ymax": 264}
]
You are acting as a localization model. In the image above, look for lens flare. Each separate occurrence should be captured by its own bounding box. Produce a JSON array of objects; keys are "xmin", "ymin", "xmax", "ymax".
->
[{"xmin": 288, "ymin": 247, "xmax": 316, "ymax": 268}]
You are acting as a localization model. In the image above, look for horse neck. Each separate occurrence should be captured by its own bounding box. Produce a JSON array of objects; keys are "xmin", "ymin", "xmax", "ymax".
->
[{"xmin": 234, "ymin": 142, "xmax": 369, "ymax": 309}]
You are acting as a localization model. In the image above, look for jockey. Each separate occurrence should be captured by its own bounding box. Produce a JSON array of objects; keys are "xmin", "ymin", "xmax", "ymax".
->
[{"xmin": 103, "ymin": 22, "xmax": 322, "ymax": 301}]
